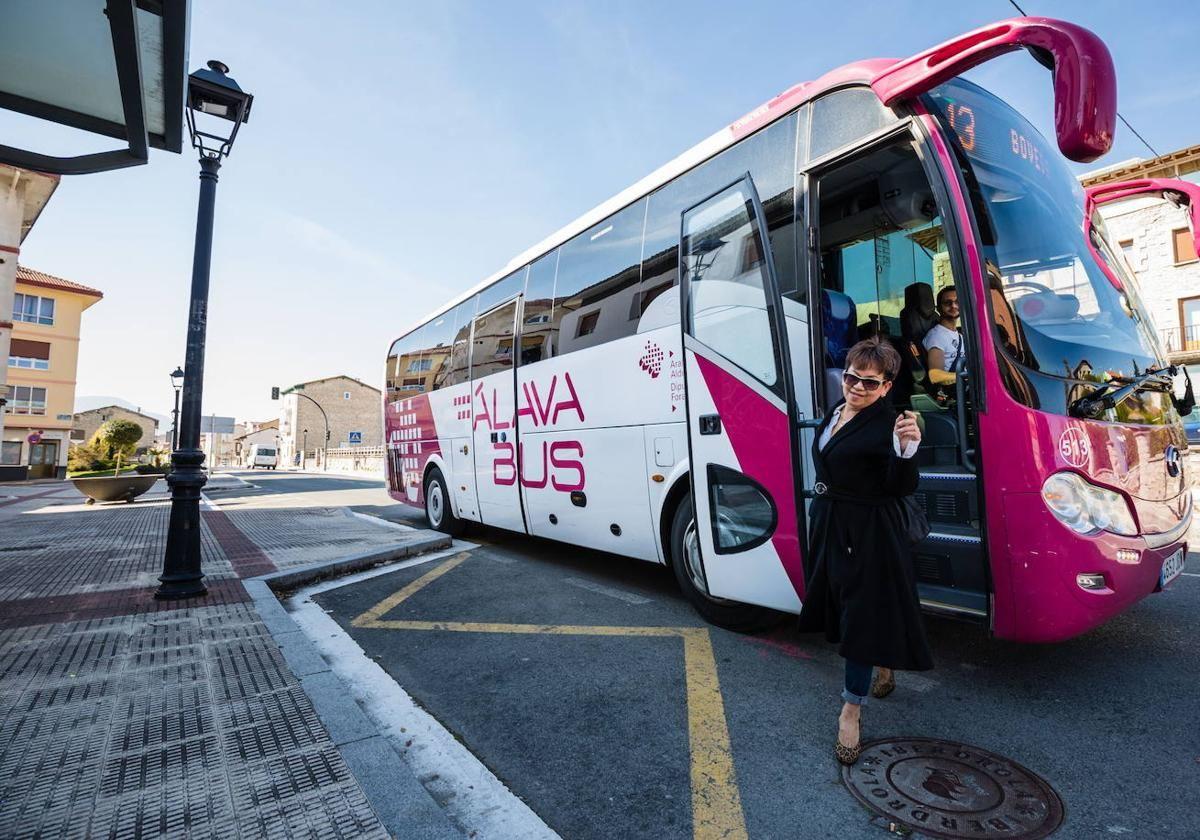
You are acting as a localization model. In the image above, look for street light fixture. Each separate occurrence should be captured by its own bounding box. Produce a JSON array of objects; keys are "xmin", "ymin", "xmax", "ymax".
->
[
  {"xmin": 169, "ymin": 366, "xmax": 184, "ymax": 451},
  {"xmin": 157, "ymin": 61, "xmax": 253, "ymax": 601}
]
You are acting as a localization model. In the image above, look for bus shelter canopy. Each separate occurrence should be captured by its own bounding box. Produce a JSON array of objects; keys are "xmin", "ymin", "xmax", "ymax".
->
[{"xmin": 0, "ymin": 0, "xmax": 189, "ymax": 175}]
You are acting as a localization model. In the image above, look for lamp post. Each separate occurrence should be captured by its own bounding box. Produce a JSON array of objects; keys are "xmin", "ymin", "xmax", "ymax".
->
[
  {"xmin": 157, "ymin": 61, "xmax": 253, "ymax": 601},
  {"xmin": 169, "ymin": 367, "xmax": 184, "ymax": 451}
]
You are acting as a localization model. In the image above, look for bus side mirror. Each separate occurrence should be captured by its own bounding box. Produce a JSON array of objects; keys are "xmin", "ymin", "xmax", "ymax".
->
[
  {"xmin": 871, "ymin": 16, "xmax": 1116, "ymax": 162},
  {"xmin": 1172, "ymin": 366, "xmax": 1196, "ymax": 417}
]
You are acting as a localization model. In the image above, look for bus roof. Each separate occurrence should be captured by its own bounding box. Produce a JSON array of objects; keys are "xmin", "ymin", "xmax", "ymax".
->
[{"xmin": 394, "ymin": 57, "xmax": 896, "ymax": 343}]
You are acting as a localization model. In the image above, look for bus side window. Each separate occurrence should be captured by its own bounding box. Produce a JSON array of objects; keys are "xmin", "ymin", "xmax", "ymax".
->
[
  {"xmin": 387, "ymin": 323, "xmax": 428, "ymax": 401},
  {"xmin": 552, "ymin": 199, "xmax": 647, "ymax": 357},
  {"xmin": 521, "ymin": 251, "xmax": 559, "ymax": 363},
  {"xmin": 809, "ymin": 87, "xmax": 897, "ymax": 161},
  {"xmin": 439, "ymin": 298, "xmax": 478, "ymax": 389}
]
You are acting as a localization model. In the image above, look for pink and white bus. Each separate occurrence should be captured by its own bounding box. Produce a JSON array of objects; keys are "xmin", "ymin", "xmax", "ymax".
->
[{"xmin": 384, "ymin": 17, "xmax": 1193, "ymax": 643}]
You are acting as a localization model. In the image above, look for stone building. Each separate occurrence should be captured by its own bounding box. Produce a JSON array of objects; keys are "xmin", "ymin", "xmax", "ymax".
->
[
  {"xmin": 73, "ymin": 404, "xmax": 158, "ymax": 452},
  {"xmin": 278, "ymin": 375, "xmax": 381, "ymax": 465},
  {"xmin": 1082, "ymin": 142, "xmax": 1200, "ymax": 362}
]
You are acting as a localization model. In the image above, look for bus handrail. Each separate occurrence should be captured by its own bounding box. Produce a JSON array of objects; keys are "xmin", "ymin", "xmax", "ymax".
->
[{"xmin": 870, "ymin": 16, "xmax": 1116, "ymax": 162}]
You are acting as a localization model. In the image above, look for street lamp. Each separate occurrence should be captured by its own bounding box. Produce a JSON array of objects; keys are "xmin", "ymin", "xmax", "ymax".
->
[
  {"xmin": 169, "ymin": 367, "xmax": 184, "ymax": 451},
  {"xmin": 157, "ymin": 61, "xmax": 253, "ymax": 601}
]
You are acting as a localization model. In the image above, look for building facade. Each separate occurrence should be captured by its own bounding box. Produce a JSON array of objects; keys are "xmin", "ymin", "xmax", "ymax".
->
[
  {"xmin": 0, "ymin": 165, "xmax": 59, "ymax": 481},
  {"xmin": 1083, "ymin": 143, "xmax": 1200, "ymax": 362},
  {"xmin": 278, "ymin": 375, "xmax": 381, "ymax": 465},
  {"xmin": 73, "ymin": 404, "xmax": 158, "ymax": 452},
  {"xmin": 3, "ymin": 267, "xmax": 102, "ymax": 479},
  {"xmin": 233, "ymin": 419, "xmax": 279, "ymax": 465}
]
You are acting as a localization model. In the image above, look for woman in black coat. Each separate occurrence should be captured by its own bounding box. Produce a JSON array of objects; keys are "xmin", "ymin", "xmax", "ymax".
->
[{"xmin": 798, "ymin": 337, "xmax": 932, "ymax": 765}]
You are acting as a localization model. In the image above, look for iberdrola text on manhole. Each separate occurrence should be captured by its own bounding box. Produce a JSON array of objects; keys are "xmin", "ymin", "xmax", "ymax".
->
[{"xmin": 842, "ymin": 738, "xmax": 1065, "ymax": 840}]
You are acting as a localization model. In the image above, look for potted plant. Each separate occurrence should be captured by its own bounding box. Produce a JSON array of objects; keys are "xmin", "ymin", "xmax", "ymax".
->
[{"xmin": 69, "ymin": 419, "xmax": 161, "ymax": 504}]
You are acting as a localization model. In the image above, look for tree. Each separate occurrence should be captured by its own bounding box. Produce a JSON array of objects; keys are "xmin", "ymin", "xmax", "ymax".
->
[{"xmin": 94, "ymin": 419, "xmax": 143, "ymax": 459}]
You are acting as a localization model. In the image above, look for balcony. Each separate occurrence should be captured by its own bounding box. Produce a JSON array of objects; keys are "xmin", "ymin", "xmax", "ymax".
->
[{"xmin": 1159, "ymin": 325, "xmax": 1200, "ymax": 358}]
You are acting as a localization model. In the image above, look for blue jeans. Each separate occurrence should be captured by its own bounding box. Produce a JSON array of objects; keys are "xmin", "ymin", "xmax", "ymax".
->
[{"xmin": 843, "ymin": 659, "xmax": 874, "ymax": 706}]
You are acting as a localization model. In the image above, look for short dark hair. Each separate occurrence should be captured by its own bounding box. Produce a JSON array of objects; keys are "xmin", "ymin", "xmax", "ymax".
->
[
  {"xmin": 936, "ymin": 285, "xmax": 958, "ymax": 306},
  {"xmin": 845, "ymin": 337, "xmax": 900, "ymax": 381}
]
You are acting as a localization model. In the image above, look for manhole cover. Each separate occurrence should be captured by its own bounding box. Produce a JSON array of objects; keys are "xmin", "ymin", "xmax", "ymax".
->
[{"xmin": 843, "ymin": 738, "xmax": 1064, "ymax": 839}]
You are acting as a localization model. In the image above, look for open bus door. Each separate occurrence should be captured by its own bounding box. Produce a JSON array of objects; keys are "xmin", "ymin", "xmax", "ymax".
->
[{"xmin": 678, "ymin": 176, "xmax": 807, "ymax": 617}]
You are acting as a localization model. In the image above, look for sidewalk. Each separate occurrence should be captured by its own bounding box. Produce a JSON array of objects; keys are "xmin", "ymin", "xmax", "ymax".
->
[{"xmin": 0, "ymin": 481, "xmax": 457, "ymax": 838}]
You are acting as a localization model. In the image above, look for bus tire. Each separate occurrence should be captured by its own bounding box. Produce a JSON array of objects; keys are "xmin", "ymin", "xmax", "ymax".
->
[
  {"xmin": 668, "ymin": 496, "xmax": 776, "ymax": 633},
  {"xmin": 424, "ymin": 468, "xmax": 465, "ymax": 536}
]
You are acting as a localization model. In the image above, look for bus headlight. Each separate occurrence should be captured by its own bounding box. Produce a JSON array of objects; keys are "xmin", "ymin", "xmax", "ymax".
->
[{"xmin": 1041, "ymin": 472, "xmax": 1137, "ymax": 537}]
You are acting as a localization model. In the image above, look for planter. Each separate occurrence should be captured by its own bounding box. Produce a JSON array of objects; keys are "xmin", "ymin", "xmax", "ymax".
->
[{"xmin": 71, "ymin": 474, "xmax": 161, "ymax": 504}]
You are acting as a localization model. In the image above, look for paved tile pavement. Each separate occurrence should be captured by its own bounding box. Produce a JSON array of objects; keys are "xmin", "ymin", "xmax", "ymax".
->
[{"xmin": 0, "ymin": 481, "xmax": 451, "ymax": 838}]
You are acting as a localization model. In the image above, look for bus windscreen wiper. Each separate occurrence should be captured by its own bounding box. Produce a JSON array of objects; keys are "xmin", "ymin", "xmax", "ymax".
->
[{"xmin": 1070, "ymin": 366, "xmax": 1176, "ymax": 419}]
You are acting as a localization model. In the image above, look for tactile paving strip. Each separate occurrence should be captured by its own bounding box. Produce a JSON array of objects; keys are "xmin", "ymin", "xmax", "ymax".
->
[{"xmin": 0, "ymin": 604, "xmax": 388, "ymax": 837}]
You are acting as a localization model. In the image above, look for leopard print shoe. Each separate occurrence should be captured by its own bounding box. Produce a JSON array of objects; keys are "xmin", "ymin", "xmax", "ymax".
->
[
  {"xmin": 834, "ymin": 738, "xmax": 862, "ymax": 766},
  {"xmin": 870, "ymin": 670, "xmax": 895, "ymax": 699}
]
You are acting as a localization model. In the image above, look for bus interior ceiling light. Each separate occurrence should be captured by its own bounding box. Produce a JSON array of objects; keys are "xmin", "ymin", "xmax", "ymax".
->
[
  {"xmin": 185, "ymin": 60, "xmax": 253, "ymax": 160},
  {"xmin": 1041, "ymin": 472, "xmax": 1137, "ymax": 537},
  {"xmin": 870, "ymin": 16, "xmax": 1116, "ymax": 162}
]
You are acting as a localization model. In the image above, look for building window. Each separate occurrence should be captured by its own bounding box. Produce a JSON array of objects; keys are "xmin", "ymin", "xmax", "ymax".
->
[
  {"xmin": 343, "ymin": 391, "xmax": 351, "ymax": 400},
  {"xmin": 4, "ymin": 386, "xmax": 47, "ymax": 415},
  {"xmin": 407, "ymin": 359, "xmax": 433, "ymax": 372},
  {"xmin": 575, "ymin": 311, "xmax": 600, "ymax": 337},
  {"xmin": 1174, "ymin": 228, "xmax": 1198, "ymax": 265},
  {"xmin": 400, "ymin": 378, "xmax": 424, "ymax": 392},
  {"xmin": 1, "ymin": 441, "xmax": 21, "ymax": 465},
  {"xmin": 8, "ymin": 338, "xmax": 50, "ymax": 370},
  {"xmin": 13, "ymin": 293, "xmax": 55, "ymax": 325}
]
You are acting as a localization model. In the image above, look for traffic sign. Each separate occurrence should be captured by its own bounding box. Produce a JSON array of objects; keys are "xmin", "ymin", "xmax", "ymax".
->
[{"xmin": 349, "ymin": 431, "xmax": 363, "ymax": 445}]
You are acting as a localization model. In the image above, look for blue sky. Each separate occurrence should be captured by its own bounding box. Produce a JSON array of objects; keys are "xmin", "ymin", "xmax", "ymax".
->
[{"xmin": 7, "ymin": 0, "xmax": 1198, "ymax": 422}]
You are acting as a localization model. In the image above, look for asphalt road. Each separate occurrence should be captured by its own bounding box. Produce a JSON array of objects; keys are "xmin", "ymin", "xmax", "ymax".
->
[{"xmin": 242, "ymin": 470, "xmax": 1200, "ymax": 839}]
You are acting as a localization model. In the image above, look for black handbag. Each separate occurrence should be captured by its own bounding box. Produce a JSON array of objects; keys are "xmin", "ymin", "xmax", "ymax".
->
[{"xmin": 899, "ymin": 495, "xmax": 931, "ymax": 545}]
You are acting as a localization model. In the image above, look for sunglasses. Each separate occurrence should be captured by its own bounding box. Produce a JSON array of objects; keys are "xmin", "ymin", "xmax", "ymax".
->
[{"xmin": 843, "ymin": 371, "xmax": 888, "ymax": 392}]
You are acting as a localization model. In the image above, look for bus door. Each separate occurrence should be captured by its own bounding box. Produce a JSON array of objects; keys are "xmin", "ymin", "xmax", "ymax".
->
[
  {"xmin": 469, "ymin": 296, "xmax": 528, "ymax": 533},
  {"xmin": 679, "ymin": 176, "xmax": 806, "ymax": 612},
  {"xmin": 807, "ymin": 131, "xmax": 988, "ymax": 621}
]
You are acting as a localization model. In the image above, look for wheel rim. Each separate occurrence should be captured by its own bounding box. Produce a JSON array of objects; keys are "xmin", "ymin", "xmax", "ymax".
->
[
  {"xmin": 683, "ymin": 518, "xmax": 734, "ymax": 604},
  {"xmin": 683, "ymin": 521, "xmax": 709, "ymax": 595},
  {"xmin": 427, "ymin": 481, "xmax": 444, "ymax": 527}
]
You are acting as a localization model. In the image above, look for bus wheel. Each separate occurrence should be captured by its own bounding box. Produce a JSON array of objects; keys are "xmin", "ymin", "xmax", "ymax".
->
[
  {"xmin": 668, "ymin": 497, "xmax": 776, "ymax": 633},
  {"xmin": 424, "ymin": 468, "xmax": 464, "ymax": 536}
]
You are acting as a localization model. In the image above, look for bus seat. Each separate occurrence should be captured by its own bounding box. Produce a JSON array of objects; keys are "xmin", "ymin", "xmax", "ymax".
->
[
  {"xmin": 821, "ymin": 289, "xmax": 857, "ymax": 367},
  {"xmin": 900, "ymin": 283, "xmax": 937, "ymax": 346}
]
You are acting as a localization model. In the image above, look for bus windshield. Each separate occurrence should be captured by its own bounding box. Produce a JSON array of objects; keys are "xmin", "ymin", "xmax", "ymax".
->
[{"xmin": 926, "ymin": 78, "xmax": 1168, "ymax": 419}]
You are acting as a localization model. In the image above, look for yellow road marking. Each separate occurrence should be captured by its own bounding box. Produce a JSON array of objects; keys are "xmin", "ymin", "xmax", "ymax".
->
[
  {"xmin": 350, "ymin": 554, "xmax": 748, "ymax": 840},
  {"xmin": 350, "ymin": 551, "xmax": 470, "ymax": 627}
]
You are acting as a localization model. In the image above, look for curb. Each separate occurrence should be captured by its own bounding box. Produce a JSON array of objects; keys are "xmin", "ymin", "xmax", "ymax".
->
[{"xmin": 244, "ymin": 532, "xmax": 461, "ymax": 840}]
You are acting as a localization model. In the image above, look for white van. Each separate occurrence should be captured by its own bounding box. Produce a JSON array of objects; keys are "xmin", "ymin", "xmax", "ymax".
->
[{"xmin": 247, "ymin": 444, "xmax": 278, "ymax": 470}]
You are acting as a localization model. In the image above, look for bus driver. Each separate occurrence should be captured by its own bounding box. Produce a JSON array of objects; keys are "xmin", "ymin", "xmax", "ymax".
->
[{"xmin": 923, "ymin": 286, "xmax": 965, "ymax": 386}]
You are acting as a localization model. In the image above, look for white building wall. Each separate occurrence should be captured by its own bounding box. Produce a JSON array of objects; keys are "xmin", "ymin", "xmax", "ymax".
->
[{"xmin": 1097, "ymin": 193, "xmax": 1200, "ymax": 350}]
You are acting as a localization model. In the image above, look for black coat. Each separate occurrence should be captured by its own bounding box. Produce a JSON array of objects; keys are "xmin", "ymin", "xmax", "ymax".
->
[{"xmin": 797, "ymin": 398, "xmax": 933, "ymax": 671}]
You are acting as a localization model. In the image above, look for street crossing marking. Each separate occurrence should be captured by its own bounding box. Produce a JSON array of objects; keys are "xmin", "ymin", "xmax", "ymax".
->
[{"xmin": 351, "ymin": 554, "xmax": 747, "ymax": 840}]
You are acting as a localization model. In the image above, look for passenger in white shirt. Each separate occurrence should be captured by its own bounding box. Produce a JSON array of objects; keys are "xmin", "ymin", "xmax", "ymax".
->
[{"xmin": 922, "ymin": 286, "xmax": 964, "ymax": 387}]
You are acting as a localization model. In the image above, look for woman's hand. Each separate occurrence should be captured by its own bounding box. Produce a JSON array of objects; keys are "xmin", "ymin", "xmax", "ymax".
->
[{"xmin": 895, "ymin": 410, "xmax": 921, "ymax": 450}]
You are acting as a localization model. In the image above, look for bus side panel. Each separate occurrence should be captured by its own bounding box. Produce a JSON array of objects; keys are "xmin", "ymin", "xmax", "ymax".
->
[
  {"xmin": 643, "ymin": 422, "xmax": 690, "ymax": 564},
  {"xmin": 516, "ymin": 325, "xmax": 682, "ymax": 560},
  {"xmin": 522, "ymin": 426, "xmax": 655, "ymax": 560},
  {"xmin": 471, "ymin": 367, "xmax": 526, "ymax": 532},
  {"xmin": 384, "ymin": 382, "xmax": 473, "ymax": 510}
]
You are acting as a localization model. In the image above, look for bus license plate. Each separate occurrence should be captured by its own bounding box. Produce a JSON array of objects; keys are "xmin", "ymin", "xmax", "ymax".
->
[{"xmin": 1160, "ymin": 549, "xmax": 1186, "ymax": 589}]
